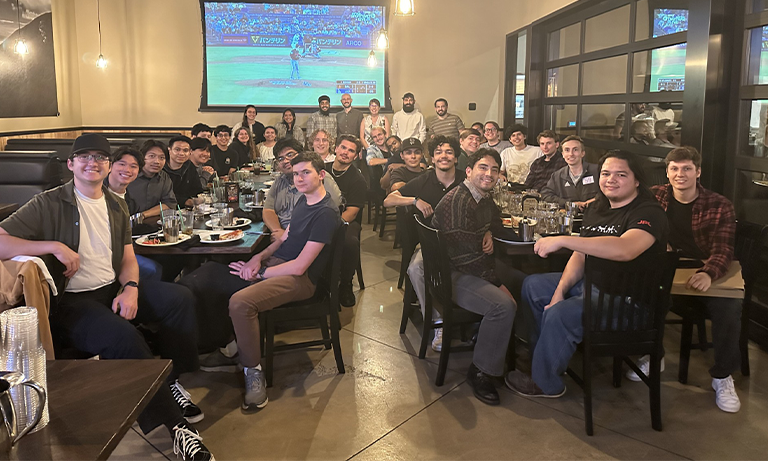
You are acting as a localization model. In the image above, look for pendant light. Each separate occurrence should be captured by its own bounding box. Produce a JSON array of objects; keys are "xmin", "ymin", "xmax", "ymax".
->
[
  {"xmin": 394, "ymin": 0, "xmax": 415, "ymax": 17},
  {"xmin": 95, "ymin": 0, "xmax": 107, "ymax": 68},
  {"xmin": 13, "ymin": 0, "xmax": 28, "ymax": 55},
  {"xmin": 367, "ymin": 50, "xmax": 377, "ymax": 67},
  {"xmin": 376, "ymin": 29, "xmax": 389, "ymax": 49}
]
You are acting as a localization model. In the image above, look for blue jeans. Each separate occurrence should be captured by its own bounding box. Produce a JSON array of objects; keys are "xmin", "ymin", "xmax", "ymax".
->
[{"xmin": 137, "ymin": 255, "xmax": 162, "ymax": 281}]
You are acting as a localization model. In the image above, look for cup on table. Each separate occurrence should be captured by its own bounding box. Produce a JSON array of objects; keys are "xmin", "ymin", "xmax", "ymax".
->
[
  {"xmin": 240, "ymin": 194, "xmax": 254, "ymax": 211},
  {"xmin": 212, "ymin": 186, "xmax": 226, "ymax": 203},
  {"xmin": 519, "ymin": 219, "xmax": 536, "ymax": 242},
  {"xmin": 162, "ymin": 215, "xmax": 181, "ymax": 243},
  {"xmin": 220, "ymin": 207, "xmax": 234, "ymax": 226},
  {"xmin": 180, "ymin": 210, "xmax": 195, "ymax": 235}
]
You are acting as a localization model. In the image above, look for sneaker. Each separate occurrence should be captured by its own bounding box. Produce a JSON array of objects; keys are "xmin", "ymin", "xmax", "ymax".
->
[
  {"xmin": 172, "ymin": 422, "xmax": 214, "ymax": 461},
  {"xmin": 466, "ymin": 363, "xmax": 500, "ymax": 405},
  {"xmin": 431, "ymin": 328, "xmax": 443, "ymax": 352},
  {"xmin": 712, "ymin": 375, "xmax": 741, "ymax": 413},
  {"xmin": 505, "ymin": 370, "xmax": 565, "ymax": 398},
  {"xmin": 626, "ymin": 355, "xmax": 665, "ymax": 382},
  {"xmin": 243, "ymin": 367, "xmax": 268, "ymax": 411},
  {"xmin": 170, "ymin": 380, "xmax": 204, "ymax": 424},
  {"xmin": 200, "ymin": 350, "xmax": 239, "ymax": 373},
  {"xmin": 339, "ymin": 283, "xmax": 356, "ymax": 307}
]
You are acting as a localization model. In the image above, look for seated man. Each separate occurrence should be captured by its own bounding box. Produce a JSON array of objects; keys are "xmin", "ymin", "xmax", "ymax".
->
[
  {"xmin": 429, "ymin": 148, "xmax": 517, "ymax": 406},
  {"xmin": 458, "ymin": 128, "xmax": 482, "ymax": 171},
  {"xmin": 379, "ymin": 135, "xmax": 404, "ymax": 191},
  {"xmin": 326, "ymin": 135, "xmax": 368, "ymax": 307},
  {"xmin": 191, "ymin": 123, "xmax": 212, "ymax": 139},
  {"xmin": 181, "ymin": 152, "xmax": 340, "ymax": 410},
  {"xmin": 541, "ymin": 135, "xmax": 599, "ymax": 208},
  {"xmin": 189, "ymin": 137, "xmax": 215, "ymax": 189},
  {"xmin": 163, "ymin": 135, "xmax": 204, "ymax": 208},
  {"xmin": 628, "ymin": 146, "xmax": 740, "ymax": 413},
  {"xmin": 499, "ymin": 124, "xmax": 543, "ymax": 184},
  {"xmin": 209, "ymin": 124, "xmax": 241, "ymax": 177},
  {"xmin": 523, "ymin": 130, "xmax": 566, "ymax": 191},
  {"xmin": 308, "ymin": 129, "xmax": 335, "ymax": 165},
  {"xmin": 479, "ymin": 121, "xmax": 512, "ymax": 153},
  {"xmin": 126, "ymin": 140, "xmax": 177, "ymax": 220},
  {"xmin": 0, "ymin": 134, "xmax": 212, "ymax": 461},
  {"xmin": 365, "ymin": 126, "xmax": 391, "ymax": 172},
  {"xmin": 387, "ymin": 138, "xmax": 426, "ymax": 193},
  {"xmin": 506, "ymin": 151, "xmax": 668, "ymax": 398}
]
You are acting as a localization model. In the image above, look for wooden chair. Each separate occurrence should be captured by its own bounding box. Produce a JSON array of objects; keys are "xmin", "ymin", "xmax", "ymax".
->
[
  {"xmin": 414, "ymin": 215, "xmax": 483, "ymax": 386},
  {"xmin": 567, "ymin": 252, "xmax": 678, "ymax": 435},
  {"xmin": 260, "ymin": 222, "xmax": 347, "ymax": 387},
  {"xmin": 675, "ymin": 221, "xmax": 768, "ymax": 384}
]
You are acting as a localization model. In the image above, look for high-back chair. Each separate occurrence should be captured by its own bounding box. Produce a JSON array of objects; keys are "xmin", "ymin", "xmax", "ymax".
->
[{"xmin": 568, "ymin": 251, "xmax": 678, "ymax": 435}]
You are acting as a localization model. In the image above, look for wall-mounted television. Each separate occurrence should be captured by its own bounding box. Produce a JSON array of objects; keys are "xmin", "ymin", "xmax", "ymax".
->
[
  {"xmin": 648, "ymin": 8, "xmax": 688, "ymax": 92},
  {"xmin": 200, "ymin": 1, "xmax": 388, "ymax": 110}
]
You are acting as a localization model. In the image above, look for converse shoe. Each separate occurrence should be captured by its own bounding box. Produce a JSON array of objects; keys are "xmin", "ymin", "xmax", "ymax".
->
[
  {"xmin": 171, "ymin": 422, "xmax": 214, "ymax": 461},
  {"xmin": 712, "ymin": 375, "xmax": 741, "ymax": 413},
  {"xmin": 200, "ymin": 350, "xmax": 240, "ymax": 373},
  {"xmin": 170, "ymin": 380, "xmax": 204, "ymax": 424},
  {"xmin": 626, "ymin": 355, "xmax": 665, "ymax": 382},
  {"xmin": 243, "ymin": 367, "xmax": 268, "ymax": 411},
  {"xmin": 431, "ymin": 328, "xmax": 443, "ymax": 352}
]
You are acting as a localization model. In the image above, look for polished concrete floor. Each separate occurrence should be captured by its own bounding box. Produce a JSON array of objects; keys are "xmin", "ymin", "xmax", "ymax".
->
[{"xmin": 110, "ymin": 224, "xmax": 768, "ymax": 460}]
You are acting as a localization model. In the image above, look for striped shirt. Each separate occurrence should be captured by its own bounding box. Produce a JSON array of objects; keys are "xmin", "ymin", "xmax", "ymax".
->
[{"xmin": 426, "ymin": 114, "xmax": 465, "ymax": 139}]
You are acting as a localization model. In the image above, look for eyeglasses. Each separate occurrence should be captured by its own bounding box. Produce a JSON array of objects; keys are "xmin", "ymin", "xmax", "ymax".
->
[
  {"xmin": 73, "ymin": 153, "xmax": 110, "ymax": 163},
  {"xmin": 484, "ymin": 127, "xmax": 498, "ymax": 132},
  {"xmin": 216, "ymin": 133, "xmax": 230, "ymax": 138},
  {"xmin": 277, "ymin": 151, "xmax": 298, "ymax": 163}
]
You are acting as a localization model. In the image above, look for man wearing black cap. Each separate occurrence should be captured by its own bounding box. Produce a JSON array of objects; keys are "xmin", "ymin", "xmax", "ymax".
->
[
  {"xmin": 392, "ymin": 92, "xmax": 426, "ymax": 143},
  {"xmin": 0, "ymin": 134, "xmax": 214, "ymax": 461},
  {"xmin": 388, "ymin": 138, "xmax": 425, "ymax": 193},
  {"xmin": 306, "ymin": 95, "xmax": 337, "ymax": 137}
]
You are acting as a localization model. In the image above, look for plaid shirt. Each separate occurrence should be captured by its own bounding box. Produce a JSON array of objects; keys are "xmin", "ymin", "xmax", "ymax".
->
[
  {"xmin": 524, "ymin": 152, "xmax": 567, "ymax": 190},
  {"xmin": 306, "ymin": 111, "xmax": 338, "ymax": 139},
  {"xmin": 652, "ymin": 184, "xmax": 736, "ymax": 281}
]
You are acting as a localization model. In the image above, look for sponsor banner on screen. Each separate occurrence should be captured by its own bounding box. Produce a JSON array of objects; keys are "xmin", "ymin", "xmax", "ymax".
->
[
  {"xmin": 313, "ymin": 37, "xmax": 371, "ymax": 49},
  {"xmin": 250, "ymin": 35, "xmax": 290, "ymax": 46},
  {"xmin": 221, "ymin": 35, "xmax": 249, "ymax": 45}
]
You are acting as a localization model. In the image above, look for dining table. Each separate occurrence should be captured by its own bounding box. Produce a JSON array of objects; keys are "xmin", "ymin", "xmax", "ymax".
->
[
  {"xmin": 133, "ymin": 221, "xmax": 267, "ymax": 256},
  {"xmin": 0, "ymin": 202, "xmax": 19, "ymax": 221}
]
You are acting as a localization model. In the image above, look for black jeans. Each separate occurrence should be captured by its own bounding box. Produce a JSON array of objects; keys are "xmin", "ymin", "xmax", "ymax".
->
[
  {"xmin": 54, "ymin": 281, "xmax": 199, "ymax": 434},
  {"xmin": 341, "ymin": 220, "xmax": 362, "ymax": 286}
]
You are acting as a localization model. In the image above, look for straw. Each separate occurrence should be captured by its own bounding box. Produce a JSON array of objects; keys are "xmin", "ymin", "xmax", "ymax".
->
[
  {"xmin": 177, "ymin": 205, "xmax": 184, "ymax": 227},
  {"xmin": 159, "ymin": 201, "xmax": 164, "ymax": 221}
]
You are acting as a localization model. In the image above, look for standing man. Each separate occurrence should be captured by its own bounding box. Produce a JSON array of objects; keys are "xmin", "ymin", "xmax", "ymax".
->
[
  {"xmin": 429, "ymin": 148, "xmax": 517, "ymax": 405},
  {"xmin": 326, "ymin": 135, "xmax": 368, "ymax": 307},
  {"xmin": 505, "ymin": 151, "xmax": 668, "ymax": 399},
  {"xmin": 628, "ymin": 146, "xmax": 741, "ymax": 413},
  {"xmin": 306, "ymin": 95, "xmax": 337, "ymax": 137},
  {"xmin": 189, "ymin": 137, "xmax": 215, "ymax": 189},
  {"xmin": 126, "ymin": 140, "xmax": 177, "ymax": 220},
  {"xmin": 499, "ymin": 124, "xmax": 543, "ymax": 184},
  {"xmin": 163, "ymin": 135, "xmax": 204, "ymax": 208},
  {"xmin": 209, "ymin": 125, "xmax": 240, "ymax": 177},
  {"xmin": 336, "ymin": 94, "xmax": 364, "ymax": 138},
  {"xmin": 523, "ymin": 130, "xmax": 566, "ymax": 191},
  {"xmin": 391, "ymin": 92, "xmax": 426, "ymax": 143},
  {"xmin": 540, "ymin": 135, "xmax": 599, "ymax": 208},
  {"xmin": 479, "ymin": 121, "xmax": 512, "ymax": 153},
  {"xmin": 0, "ymin": 134, "xmax": 213, "ymax": 461},
  {"xmin": 426, "ymin": 98, "xmax": 465, "ymax": 140},
  {"xmin": 289, "ymin": 46, "xmax": 301, "ymax": 79},
  {"xmin": 458, "ymin": 128, "xmax": 482, "ymax": 171}
]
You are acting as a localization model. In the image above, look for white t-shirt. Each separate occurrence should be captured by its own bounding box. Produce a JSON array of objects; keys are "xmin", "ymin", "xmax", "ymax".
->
[
  {"xmin": 257, "ymin": 143, "xmax": 275, "ymax": 162},
  {"xmin": 500, "ymin": 145, "xmax": 543, "ymax": 184},
  {"xmin": 66, "ymin": 188, "xmax": 116, "ymax": 292}
]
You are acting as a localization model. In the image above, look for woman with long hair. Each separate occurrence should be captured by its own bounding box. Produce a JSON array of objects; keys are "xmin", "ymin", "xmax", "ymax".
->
[
  {"xmin": 231, "ymin": 126, "xmax": 259, "ymax": 165},
  {"xmin": 360, "ymin": 98, "xmax": 390, "ymax": 149},
  {"xmin": 231, "ymin": 104, "xmax": 266, "ymax": 144},
  {"xmin": 275, "ymin": 108, "xmax": 305, "ymax": 145},
  {"xmin": 256, "ymin": 126, "xmax": 277, "ymax": 163}
]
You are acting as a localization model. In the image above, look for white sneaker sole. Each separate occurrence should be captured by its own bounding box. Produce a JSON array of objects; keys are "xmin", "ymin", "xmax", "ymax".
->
[
  {"xmin": 626, "ymin": 358, "xmax": 665, "ymax": 382},
  {"xmin": 242, "ymin": 397, "xmax": 269, "ymax": 411},
  {"xmin": 184, "ymin": 412, "xmax": 205, "ymax": 424}
]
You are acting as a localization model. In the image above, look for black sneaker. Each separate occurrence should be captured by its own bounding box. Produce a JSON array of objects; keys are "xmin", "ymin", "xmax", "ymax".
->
[
  {"xmin": 339, "ymin": 283, "xmax": 356, "ymax": 307},
  {"xmin": 170, "ymin": 380, "xmax": 204, "ymax": 424},
  {"xmin": 504, "ymin": 370, "xmax": 565, "ymax": 398},
  {"xmin": 466, "ymin": 363, "xmax": 500, "ymax": 406},
  {"xmin": 172, "ymin": 422, "xmax": 214, "ymax": 461},
  {"xmin": 199, "ymin": 350, "xmax": 239, "ymax": 373}
]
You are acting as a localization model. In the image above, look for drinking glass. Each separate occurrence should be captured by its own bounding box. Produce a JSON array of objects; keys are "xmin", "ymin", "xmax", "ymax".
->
[
  {"xmin": 180, "ymin": 210, "xmax": 195, "ymax": 235},
  {"xmin": 240, "ymin": 194, "xmax": 254, "ymax": 211},
  {"xmin": 162, "ymin": 216, "xmax": 180, "ymax": 243},
  {"xmin": 212, "ymin": 186, "xmax": 226, "ymax": 203},
  {"xmin": 210, "ymin": 213, "xmax": 223, "ymax": 231}
]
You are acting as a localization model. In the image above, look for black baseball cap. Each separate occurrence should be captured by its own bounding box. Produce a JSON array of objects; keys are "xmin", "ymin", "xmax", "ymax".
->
[
  {"xmin": 402, "ymin": 92, "xmax": 415, "ymax": 100},
  {"xmin": 318, "ymin": 95, "xmax": 330, "ymax": 103},
  {"xmin": 401, "ymin": 138, "xmax": 422, "ymax": 151},
  {"xmin": 70, "ymin": 134, "xmax": 111, "ymax": 158}
]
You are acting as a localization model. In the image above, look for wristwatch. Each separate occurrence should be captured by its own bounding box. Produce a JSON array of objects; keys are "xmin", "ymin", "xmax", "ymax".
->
[
  {"xmin": 123, "ymin": 281, "xmax": 139, "ymax": 289},
  {"xmin": 257, "ymin": 266, "xmax": 267, "ymax": 280},
  {"xmin": 412, "ymin": 197, "xmax": 419, "ymax": 206}
]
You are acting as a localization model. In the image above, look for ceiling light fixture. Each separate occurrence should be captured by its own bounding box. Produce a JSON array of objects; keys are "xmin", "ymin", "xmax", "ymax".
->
[
  {"xmin": 367, "ymin": 50, "xmax": 377, "ymax": 67},
  {"xmin": 394, "ymin": 0, "xmax": 414, "ymax": 16},
  {"xmin": 13, "ymin": 0, "xmax": 28, "ymax": 55},
  {"xmin": 96, "ymin": 0, "xmax": 107, "ymax": 68},
  {"xmin": 376, "ymin": 29, "xmax": 389, "ymax": 49}
]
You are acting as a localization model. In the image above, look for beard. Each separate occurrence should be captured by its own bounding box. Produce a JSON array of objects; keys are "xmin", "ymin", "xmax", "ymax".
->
[
  {"xmin": 403, "ymin": 104, "xmax": 414, "ymax": 113},
  {"xmin": 320, "ymin": 107, "xmax": 330, "ymax": 115}
]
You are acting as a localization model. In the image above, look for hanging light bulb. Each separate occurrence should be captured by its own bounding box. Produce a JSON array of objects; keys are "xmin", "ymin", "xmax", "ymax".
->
[
  {"xmin": 376, "ymin": 29, "xmax": 389, "ymax": 49},
  {"xmin": 394, "ymin": 0, "xmax": 414, "ymax": 16},
  {"xmin": 96, "ymin": 54, "xmax": 108, "ymax": 69},
  {"xmin": 14, "ymin": 38, "xmax": 28, "ymax": 55},
  {"xmin": 367, "ymin": 50, "xmax": 377, "ymax": 67},
  {"xmin": 95, "ymin": 0, "xmax": 107, "ymax": 69}
]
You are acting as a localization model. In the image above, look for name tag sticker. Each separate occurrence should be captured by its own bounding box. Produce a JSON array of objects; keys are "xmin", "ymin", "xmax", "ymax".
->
[
  {"xmin": 583, "ymin": 176, "xmax": 594, "ymax": 185},
  {"xmin": 564, "ymin": 182, "xmax": 571, "ymax": 187}
]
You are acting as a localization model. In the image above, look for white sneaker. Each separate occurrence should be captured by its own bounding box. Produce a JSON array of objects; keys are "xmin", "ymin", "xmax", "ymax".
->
[
  {"xmin": 431, "ymin": 328, "xmax": 443, "ymax": 352},
  {"xmin": 626, "ymin": 355, "xmax": 665, "ymax": 382},
  {"xmin": 712, "ymin": 375, "xmax": 741, "ymax": 413}
]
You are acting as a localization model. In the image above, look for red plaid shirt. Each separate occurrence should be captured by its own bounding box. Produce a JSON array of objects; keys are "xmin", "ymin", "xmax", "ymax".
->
[{"xmin": 652, "ymin": 184, "xmax": 736, "ymax": 281}]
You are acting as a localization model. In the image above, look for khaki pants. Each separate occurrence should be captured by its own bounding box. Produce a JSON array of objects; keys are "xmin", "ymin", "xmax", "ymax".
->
[{"xmin": 228, "ymin": 257, "xmax": 316, "ymax": 366}]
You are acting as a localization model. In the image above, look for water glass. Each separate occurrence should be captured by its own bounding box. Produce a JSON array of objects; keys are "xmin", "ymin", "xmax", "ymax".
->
[
  {"xmin": 162, "ymin": 215, "xmax": 180, "ymax": 243},
  {"xmin": 210, "ymin": 212, "xmax": 223, "ymax": 231},
  {"xmin": 180, "ymin": 210, "xmax": 195, "ymax": 235},
  {"xmin": 212, "ymin": 186, "xmax": 226, "ymax": 203},
  {"xmin": 240, "ymin": 194, "xmax": 254, "ymax": 211}
]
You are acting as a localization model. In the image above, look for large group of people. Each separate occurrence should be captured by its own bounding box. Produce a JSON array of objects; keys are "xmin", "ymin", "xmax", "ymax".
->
[{"xmin": 0, "ymin": 91, "xmax": 744, "ymax": 461}]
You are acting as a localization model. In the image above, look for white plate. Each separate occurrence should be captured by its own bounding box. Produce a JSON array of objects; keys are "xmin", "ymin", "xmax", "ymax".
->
[
  {"xmin": 244, "ymin": 203, "xmax": 264, "ymax": 209},
  {"xmin": 135, "ymin": 233, "xmax": 191, "ymax": 247},
  {"xmin": 204, "ymin": 218, "xmax": 251, "ymax": 229},
  {"xmin": 263, "ymin": 180, "xmax": 274, "ymax": 186},
  {"xmin": 199, "ymin": 230, "xmax": 244, "ymax": 244},
  {"xmin": 493, "ymin": 234, "xmax": 540, "ymax": 245}
]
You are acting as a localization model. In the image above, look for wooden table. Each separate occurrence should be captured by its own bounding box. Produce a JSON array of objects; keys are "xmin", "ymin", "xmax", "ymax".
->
[
  {"xmin": 12, "ymin": 359, "xmax": 171, "ymax": 461},
  {"xmin": 0, "ymin": 203, "xmax": 19, "ymax": 221},
  {"xmin": 671, "ymin": 260, "xmax": 745, "ymax": 299},
  {"xmin": 134, "ymin": 222, "xmax": 266, "ymax": 256}
]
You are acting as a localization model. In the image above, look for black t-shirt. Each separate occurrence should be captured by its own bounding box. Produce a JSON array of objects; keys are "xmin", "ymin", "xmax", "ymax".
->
[
  {"xmin": 229, "ymin": 141, "xmax": 251, "ymax": 167},
  {"xmin": 385, "ymin": 154, "xmax": 405, "ymax": 170},
  {"xmin": 273, "ymin": 193, "xmax": 340, "ymax": 284},
  {"xmin": 325, "ymin": 164, "xmax": 367, "ymax": 224},
  {"xmin": 398, "ymin": 168, "xmax": 465, "ymax": 217},
  {"xmin": 666, "ymin": 195, "xmax": 706, "ymax": 259},
  {"xmin": 581, "ymin": 194, "xmax": 669, "ymax": 256},
  {"xmin": 390, "ymin": 167, "xmax": 424, "ymax": 187},
  {"xmin": 208, "ymin": 146, "xmax": 239, "ymax": 177}
]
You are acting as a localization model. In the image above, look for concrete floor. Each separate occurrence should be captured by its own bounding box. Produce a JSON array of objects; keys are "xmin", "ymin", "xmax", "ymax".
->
[{"xmin": 109, "ymin": 224, "xmax": 768, "ymax": 460}]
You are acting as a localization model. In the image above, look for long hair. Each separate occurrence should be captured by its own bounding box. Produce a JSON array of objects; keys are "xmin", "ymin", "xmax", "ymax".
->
[
  {"xmin": 233, "ymin": 127, "xmax": 259, "ymax": 161},
  {"xmin": 241, "ymin": 104, "xmax": 257, "ymax": 129},
  {"xmin": 593, "ymin": 150, "xmax": 655, "ymax": 211},
  {"xmin": 281, "ymin": 108, "xmax": 296, "ymax": 131}
]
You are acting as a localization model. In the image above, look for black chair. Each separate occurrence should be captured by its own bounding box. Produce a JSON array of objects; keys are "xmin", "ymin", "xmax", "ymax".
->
[
  {"xmin": 566, "ymin": 252, "xmax": 678, "ymax": 435},
  {"xmin": 414, "ymin": 215, "xmax": 483, "ymax": 386},
  {"xmin": 0, "ymin": 152, "xmax": 62, "ymax": 205},
  {"xmin": 675, "ymin": 221, "xmax": 768, "ymax": 384},
  {"xmin": 260, "ymin": 222, "xmax": 347, "ymax": 387}
]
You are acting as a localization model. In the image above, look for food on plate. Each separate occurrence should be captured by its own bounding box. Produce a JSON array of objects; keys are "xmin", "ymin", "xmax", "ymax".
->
[{"xmin": 221, "ymin": 230, "xmax": 244, "ymax": 240}]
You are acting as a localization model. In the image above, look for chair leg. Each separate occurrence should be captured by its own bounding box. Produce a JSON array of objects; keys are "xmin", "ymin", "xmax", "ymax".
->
[
  {"xmin": 367, "ymin": 199, "xmax": 372, "ymax": 224},
  {"xmin": 356, "ymin": 261, "xmax": 365, "ymax": 290},
  {"xmin": 319, "ymin": 315, "xmax": 331, "ymax": 349},
  {"xmin": 741, "ymin": 301, "xmax": 750, "ymax": 377},
  {"xmin": 678, "ymin": 319, "xmax": 693, "ymax": 384},
  {"xmin": 399, "ymin": 279, "xmax": 414, "ymax": 334},
  {"xmin": 419, "ymin": 297, "xmax": 433, "ymax": 359},
  {"xmin": 372, "ymin": 203, "xmax": 380, "ymax": 232},
  {"xmin": 379, "ymin": 207, "xmax": 387, "ymax": 238},
  {"xmin": 264, "ymin": 315, "xmax": 275, "ymax": 388},
  {"xmin": 612, "ymin": 357, "xmax": 623, "ymax": 388},
  {"xmin": 583, "ymin": 349, "xmax": 594, "ymax": 436},
  {"xmin": 436, "ymin": 323, "xmax": 451, "ymax": 386},
  {"xmin": 506, "ymin": 332, "xmax": 516, "ymax": 371},
  {"xmin": 650, "ymin": 353, "xmax": 663, "ymax": 431}
]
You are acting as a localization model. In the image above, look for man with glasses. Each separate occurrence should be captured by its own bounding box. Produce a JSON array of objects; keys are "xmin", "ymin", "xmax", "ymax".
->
[
  {"xmin": 0, "ymin": 134, "xmax": 214, "ymax": 461},
  {"xmin": 163, "ymin": 135, "xmax": 204, "ymax": 208},
  {"xmin": 209, "ymin": 124, "xmax": 240, "ymax": 177},
  {"xmin": 479, "ymin": 121, "xmax": 512, "ymax": 154},
  {"xmin": 126, "ymin": 140, "xmax": 177, "ymax": 220}
]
